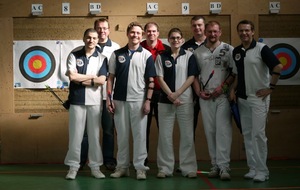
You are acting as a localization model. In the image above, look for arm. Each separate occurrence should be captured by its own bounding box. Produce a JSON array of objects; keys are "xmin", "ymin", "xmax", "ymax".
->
[
  {"xmin": 229, "ymin": 76, "xmax": 238, "ymax": 102},
  {"xmin": 168, "ymin": 76, "xmax": 195, "ymax": 105},
  {"xmin": 143, "ymin": 77, "xmax": 155, "ymax": 115},
  {"xmin": 106, "ymin": 74, "xmax": 115, "ymax": 114},
  {"xmin": 256, "ymin": 63, "xmax": 283, "ymax": 99}
]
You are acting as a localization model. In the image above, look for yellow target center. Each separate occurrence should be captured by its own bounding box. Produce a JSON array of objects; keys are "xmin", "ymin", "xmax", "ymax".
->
[
  {"xmin": 279, "ymin": 57, "xmax": 287, "ymax": 66},
  {"xmin": 33, "ymin": 60, "xmax": 42, "ymax": 69}
]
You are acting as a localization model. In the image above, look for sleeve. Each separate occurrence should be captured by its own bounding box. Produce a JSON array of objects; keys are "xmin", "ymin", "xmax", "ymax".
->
[
  {"xmin": 155, "ymin": 54, "xmax": 164, "ymax": 77},
  {"xmin": 65, "ymin": 53, "xmax": 77, "ymax": 76},
  {"xmin": 145, "ymin": 55, "xmax": 156, "ymax": 79},
  {"xmin": 108, "ymin": 52, "xmax": 116, "ymax": 75},
  {"xmin": 261, "ymin": 45, "xmax": 281, "ymax": 70},
  {"xmin": 98, "ymin": 57, "xmax": 108, "ymax": 76},
  {"xmin": 187, "ymin": 54, "xmax": 199, "ymax": 76}
]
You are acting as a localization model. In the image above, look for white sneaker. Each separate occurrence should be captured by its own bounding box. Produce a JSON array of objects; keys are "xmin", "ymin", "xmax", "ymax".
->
[
  {"xmin": 157, "ymin": 171, "xmax": 166, "ymax": 178},
  {"xmin": 253, "ymin": 174, "xmax": 269, "ymax": 182},
  {"xmin": 110, "ymin": 168, "xmax": 130, "ymax": 178},
  {"xmin": 208, "ymin": 166, "xmax": 219, "ymax": 178},
  {"xmin": 244, "ymin": 170, "xmax": 256, "ymax": 179},
  {"xmin": 220, "ymin": 169, "xmax": 231, "ymax": 180},
  {"xmin": 187, "ymin": 172, "xmax": 197, "ymax": 178},
  {"xmin": 136, "ymin": 170, "xmax": 146, "ymax": 180},
  {"xmin": 65, "ymin": 170, "xmax": 77, "ymax": 180},
  {"xmin": 91, "ymin": 170, "xmax": 105, "ymax": 179}
]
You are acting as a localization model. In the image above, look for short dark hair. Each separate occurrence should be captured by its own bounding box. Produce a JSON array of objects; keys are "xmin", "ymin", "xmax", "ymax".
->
[
  {"xmin": 83, "ymin": 28, "xmax": 98, "ymax": 38},
  {"xmin": 126, "ymin": 22, "xmax": 143, "ymax": 34},
  {"xmin": 144, "ymin": 22, "xmax": 159, "ymax": 32},
  {"xmin": 205, "ymin": 20, "xmax": 221, "ymax": 30},
  {"xmin": 191, "ymin": 15, "xmax": 205, "ymax": 24},
  {"xmin": 94, "ymin": 18, "xmax": 110, "ymax": 29},
  {"xmin": 237, "ymin": 20, "xmax": 255, "ymax": 31},
  {"xmin": 168, "ymin": 28, "xmax": 183, "ymax": 38}
]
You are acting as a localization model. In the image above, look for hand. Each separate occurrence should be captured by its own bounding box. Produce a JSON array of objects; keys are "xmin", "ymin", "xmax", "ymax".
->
[
  {"xmin": 167, "ymin": 92, "xmax": 179, "ymax": 102},
  {"xmin": 106, "ymin": 100, "xmax": 115, "ymax": 114},
  {"xmin": 143, "ymin": 100, "xmax": 151, "ymax": 115},
  {"xmin": 199, "ymin": 91, "xmax": 211, "ymax": 100},
  {"xmin": 173, "ymin": 98, "xmax": 182, "ymax": 106},
  {"xmin": 229, "ymin": 89, "xmax": 236, "ymax": 103},
  {"xmin": 256, "ymin": 88, "xmax": 273, "ymax": 100},
  {"xmin": 211, "ymin": 85, "xmax": 223, "ymax": 98}
]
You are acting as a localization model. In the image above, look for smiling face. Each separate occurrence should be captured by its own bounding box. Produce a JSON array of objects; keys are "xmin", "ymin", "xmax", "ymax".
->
[
  {"xmin": 191, "ymin": 18, "xmax": 205, "ymax": 38},
  {"xmin": 237, "ymin": 23, "xmax": 255, "ymax": 45},
  {"xmin": 168, "ymin": 31, "xmax": 183, "ymax": 49},
  {"xmin": 145, "ymin": 24, "xmax": 159, "ymax": 42},
  {"xmin": 83, "ymin": 30, "xmax": 99, "ymax": 50},
  {"xmin": 205, "ymin": 23, "xmax": 221, "ymax": 44},
  {"xmin": 127, "ymin": 25, "xmax": 143, "ymax": 47},
  {"xmin": 95, "ymin": 20, "xmax": 110, "ymax": 43}
]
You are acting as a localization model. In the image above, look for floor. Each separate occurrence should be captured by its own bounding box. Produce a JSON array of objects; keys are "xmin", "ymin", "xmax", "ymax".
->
[{"xmin": 0, "ymin": 160, "xmax": 299, "ymax": 190}]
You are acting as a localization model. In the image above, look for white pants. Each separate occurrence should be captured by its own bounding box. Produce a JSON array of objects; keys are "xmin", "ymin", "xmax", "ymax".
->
[
  {"xmin": 238, "ymin": 95, "xmax": 270, "ymax": 176},
  {"xmin": 157, "ymin": 103, "xmax": 197, "ymax": 176},
  {"xmin": 64, "ymin": 104, "xmax": 103, "ymax": 171},
  {"xmin": 113, "ymin": 100, "xmax": 149, "ymax": 171},
  {"xmin": 200, "ymin": 97, "xmax": 232, "ymax": 170}
]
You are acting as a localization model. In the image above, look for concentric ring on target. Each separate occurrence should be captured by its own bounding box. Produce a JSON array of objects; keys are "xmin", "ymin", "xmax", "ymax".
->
[
  {"xmin": 271, "ymin": 43, "xmax": 300, "ymax": 80},
  {"xmin": 19, "ymin": 46, "xmax": 56, "ymax": 83}
]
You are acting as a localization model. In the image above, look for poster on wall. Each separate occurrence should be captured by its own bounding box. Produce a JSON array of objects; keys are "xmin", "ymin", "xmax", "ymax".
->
[
  {"xmin": 14, "ymin": 40, "xmax": 84, "ymax": 89},
  {"xmin": 260, "ymin": 38, "xmax": 300, "ymax": 85}
]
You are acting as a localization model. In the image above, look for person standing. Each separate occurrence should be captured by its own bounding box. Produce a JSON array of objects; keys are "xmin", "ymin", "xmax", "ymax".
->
[
  {"xmin": 182, "ymin": 16, "xmax": 206, "ymax": 139},
  {"xmin": 193, "ymin": 21, "xmax": 236, "ymax": 180},
  {"xmin": 230, "ymin": 20, "xmax": 282, "ymax": 182},
  {"xmin": 106, "ymin": 22, "xmax": 156, "ymax": 180},
  {"xmin": 80, "ymin": 18, "xmax": 120, "ymax": 171},
  {"xmin": 140, "ymin": 22, "xmax": 169, "ymax": 165},
  {"xmin": 64, "ymin": 28, "xmax": 108, "ymax": 180},
  {"xmin": 156, "ymin": 28, "xmax": 198, "ymax": 178}
]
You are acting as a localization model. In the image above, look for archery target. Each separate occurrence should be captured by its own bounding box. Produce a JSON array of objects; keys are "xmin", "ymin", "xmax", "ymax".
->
[
  {"xmin": 271, "ymin": 43, "xmax": 300, "ymax": 80},
  {"xmin": 19, "ymin": 46, "xmax": 56, "ymax": 82}
]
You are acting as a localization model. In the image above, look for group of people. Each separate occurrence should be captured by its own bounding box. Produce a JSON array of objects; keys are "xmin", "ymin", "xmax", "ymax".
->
[{"xmin": 63, "ymin": 16, "xmax": 282, "ymax": 183}]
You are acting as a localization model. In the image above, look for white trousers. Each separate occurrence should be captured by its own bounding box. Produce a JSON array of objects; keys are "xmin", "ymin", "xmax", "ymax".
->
[
  {"xmin": 113, "ymin": 100, "xmax": 149, "ymax": 171},
  {"xmin": 64, "ymin": 104, "xmax": 103, "ymax": 171},
  {"xmin": 238, "ymin": 95, "xmax": 270, "ymax": 175},
  {"xmin": 200, "ymin": 97, "xmax": 232, "ymax": 170},
  {"xmin": 157, "ymin": 103, "xmax": 197, "ymax": 176}
]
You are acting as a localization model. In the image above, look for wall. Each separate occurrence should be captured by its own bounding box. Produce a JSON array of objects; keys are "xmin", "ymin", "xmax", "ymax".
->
[{"xmin": 0, "ymin": 0, "xmax": 300, "ymax": 163}]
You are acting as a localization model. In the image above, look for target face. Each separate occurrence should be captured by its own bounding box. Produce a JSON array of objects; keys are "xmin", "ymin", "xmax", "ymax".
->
[
  {"xmin": 19, "ymin": 46, "xmax": 56, "ymax": 83},
  {"xmin": 271, "ymin": 43, "xmax": 300, "ymax": 80}
]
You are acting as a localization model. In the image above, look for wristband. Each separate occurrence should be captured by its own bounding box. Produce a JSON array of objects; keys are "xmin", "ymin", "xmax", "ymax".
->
[
  {"xmin": 272, "ymin": 71, "xmax": 280, "ymax": 76},
  {"xmin": 91, "ymin": 78, "xmax": 94, "ymax": 86},
  {"xmin": 146, "ymin": 98, "xmax": 151, "ymax": 101},
  {"xmin": 148, "ymin": 87, "xmax": 154, "ymax": 90},
  {"xmin": 79, "ymin": 82, "xmax": 83, "ymax": 86}
]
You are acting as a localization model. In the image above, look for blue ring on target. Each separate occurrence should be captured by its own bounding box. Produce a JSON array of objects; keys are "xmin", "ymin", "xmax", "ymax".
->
[
  {"xmin": 271, "ymin": 43, "xmax": 300, "ymax": 80},
  {"xmin": 19, "ymin": 46, "xmax": 56, "ymax": 83}
]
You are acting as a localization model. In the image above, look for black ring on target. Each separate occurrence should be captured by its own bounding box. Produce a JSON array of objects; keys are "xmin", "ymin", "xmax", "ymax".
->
[
  {"xmin": 19, "ymin": 46, "xmax": 56, "ymax": 83},
  {"xmin": 271, "ymin": 43, "xmax": 300, "ymax": 80}
]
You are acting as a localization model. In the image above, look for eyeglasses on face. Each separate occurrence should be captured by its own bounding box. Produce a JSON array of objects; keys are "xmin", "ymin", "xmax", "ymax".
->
[{"xmin": 169, "ymin": 36, "xmax": 182, "ymax": 40}]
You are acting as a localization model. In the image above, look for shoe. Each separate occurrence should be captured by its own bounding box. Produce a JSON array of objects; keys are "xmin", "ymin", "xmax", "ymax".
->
[
  {"xmin": 105, "ymin": 162, "xmax": 116, "ymax": 171},
  {"xmin": 187, "ymin": 172, "xmax": 197, "ymax": 178},
  {"xmin": 65, "ymin": 170, "xmax": 77, "ymax": 180},
  {"xmin": 91, "ymin": 170, "xmax": 105, "ymax": 179},
  {"xmin": 157, "ymin": 171, "xmax": 166, "ymax": 178},
  {"xmin": 136, "ymin": 170, "xmax": 146, "ymax": 180},
  {"xmin": 208, "ymin": 166, "xmax": 219, "ymax": 178},
  {"xmin": 253, "ymin": 174, "xmax": 269, "ymax": 182},
  {"xmin": 110, "ymin": 168, "xmax": 130, "ymax": 178},
  {"xmin": 244, "ymin": 170, "xmax": 256, "ymax": 179},
  {"xmin": 220, "ymin": 169, "xmax": 231, "ymax": 181}
]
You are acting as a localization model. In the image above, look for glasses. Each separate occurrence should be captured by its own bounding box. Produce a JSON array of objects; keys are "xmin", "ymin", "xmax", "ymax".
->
[
  {"xmin": 96, "ymin": 27, "xmax": 108, "ymax": 31},
  {"xmin": 169, "ymin": 36, "xmax": 181, "ymax": 41}
]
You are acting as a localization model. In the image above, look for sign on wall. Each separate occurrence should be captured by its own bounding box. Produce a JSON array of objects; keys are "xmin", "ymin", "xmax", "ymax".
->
[{"xmin": 14, "ymin": 40, "xmax": 84, "ymax": 88}]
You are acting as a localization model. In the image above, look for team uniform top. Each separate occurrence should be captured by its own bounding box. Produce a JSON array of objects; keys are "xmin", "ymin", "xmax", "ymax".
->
[
  {"xmin": 96, "ymin": 39, "xmax": 120, "ymax": 100},
  {"xmin": 108, "ymin": 45, "xmax": 156, "ymax": 101},
  {"xmin": 155, "ymin": 48, "xmax": 199, "ymax": 104},
  {"xmin": 233, "ymin": 40, "xmax": 281, "ymax": 99},
  {"xmin": 67, "ymin": 47, "xmax": 108, "ymax": 105},
  {"xmin": 182, "ymin": 37, "xmax": 205, "ymax": 52},
  {"xmin": 194, "ymin": 42, "xmax": 236, "ymax": 94}
]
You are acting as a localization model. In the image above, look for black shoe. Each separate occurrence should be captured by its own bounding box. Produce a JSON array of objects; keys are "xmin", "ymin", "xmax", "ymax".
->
[{"xmin": 105, "ymin": 162, "xmax": 116, "ymax": 171}]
